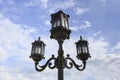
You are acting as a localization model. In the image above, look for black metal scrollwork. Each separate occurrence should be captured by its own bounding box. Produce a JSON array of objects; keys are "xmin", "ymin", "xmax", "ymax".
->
[
  {"xmin": 35, "ymin": 54, "xmax": 86, "ymax": 72},
  {"xmin": 35, "ymin": 55, "xmax": 57, "ymax": 71},
  {"xmin": 65, "ymin": 54, "xmax": 86, "ymax": 71}
]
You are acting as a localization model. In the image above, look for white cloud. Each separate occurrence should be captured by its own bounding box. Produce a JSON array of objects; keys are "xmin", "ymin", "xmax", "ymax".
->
[
  {"xmin": 111, "ymin": 42, "xmax": 120, "ymax": 54},
  {"xmin": 45, "ymin": 20, "xmax": 50, "ymax": 26},
  {"xmin": 70, "ymin": 26, "xmax": 79, "ymax": 31},
  {"xmin": 93, "ymin": 30, "xmax": 102, "ymax": 37},
  {"xmin": 88, "ymin": 53, "xmax": 120, "ymax": 80},
  {"xmin": 0, "ymin": 47, "xmax": 8, "ymax": 62},
  {"xmin": 79, "ymin": 21, "xmax": 91, "ymax": 29},
  {"xmin": 74, "ymin": 7, "xmax": 89, "ymax": 15},
  {"xmin": 24, "ymin": 0, "xmax": 48, "ymax": 9},
  {"xmin": 88, "ymin": 37, "xmax": 109, "ymax": 55},
  {"xmin": 0, "ymin": 13, "xmax": 5, "ymax": 19},
  {"xmin": 70, "ymin": 21, "xmax": 91, "ymax": 31},
  {"xmin": 0, "ymin": 13, "xmax": 37, "ymax": 62},
  {"xmin": 84, "ymin": 36, "xmax": 120, "ymax": 80},
  {"xmin": 41, "ymin": 0, "xmax": 48, "ymax": 9},
  {"xmin": 48, "ymin": 0, "xmax": 75, "ymax": 13},
  {"xmin": 24, "ymin": 1, "xmax": 36, "ymax": 7},
  {"xmin": 0, "ymin": 66, "xmax": 31, "ymax": 80},
  {"xmin": 0, "ymin": 65, "xmax": 58, "ymax": 80}
]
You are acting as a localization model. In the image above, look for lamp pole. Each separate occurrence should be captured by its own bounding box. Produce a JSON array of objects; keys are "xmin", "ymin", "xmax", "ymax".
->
[{"xmin": 29, "ymin": 10, "xmax": 91, "ymax": 80}]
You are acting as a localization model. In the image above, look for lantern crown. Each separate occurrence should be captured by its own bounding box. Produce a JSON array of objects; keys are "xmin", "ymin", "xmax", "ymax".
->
[{"xmin": 76, "ymin": 36, "xmax": 88, "ymax": 46}]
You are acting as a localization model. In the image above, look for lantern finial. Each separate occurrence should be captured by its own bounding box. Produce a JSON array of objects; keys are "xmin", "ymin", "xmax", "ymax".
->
[
  {"xmin": 38, "ymin": 37, "xmax": 41, "ymax": 41},
  {"xmin": 80, "ymin": 36, "xmax": 82, "ymax": 40}
]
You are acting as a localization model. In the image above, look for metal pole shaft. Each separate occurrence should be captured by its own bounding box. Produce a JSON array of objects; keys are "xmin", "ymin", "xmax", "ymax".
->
[
  {"xmin": 58, "ymin": 68, "xmax": 64, "ymax": 80},
  {"xmin": 57, "ymin": 40, "xmax": 64, "ymax": 80}
]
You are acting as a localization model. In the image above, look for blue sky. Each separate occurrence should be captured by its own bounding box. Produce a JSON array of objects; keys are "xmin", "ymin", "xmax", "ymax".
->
[{"xmin": 0, "ymin": 0, "xmax": 120, "ymax": 80}]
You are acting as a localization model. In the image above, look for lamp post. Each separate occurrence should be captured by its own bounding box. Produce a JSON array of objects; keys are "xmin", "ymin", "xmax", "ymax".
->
[{"xmin": 29, "ymin": 10, "xmax": 91, "ymax": 80}]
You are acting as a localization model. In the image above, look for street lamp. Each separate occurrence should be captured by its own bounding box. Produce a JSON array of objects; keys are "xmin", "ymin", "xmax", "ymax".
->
[{"xmin": 30, "ymin": 10, "xmax": 91, "ymax": 80}]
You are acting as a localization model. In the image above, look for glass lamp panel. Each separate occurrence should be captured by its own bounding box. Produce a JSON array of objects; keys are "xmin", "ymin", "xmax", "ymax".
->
[
  {"xmin": 87, "ymin": 46, "xmax": 89, "ymax": 53},
  {"xmin": 61, "ymin": 14, "xmax": 65, "ymax": 27},
  {"xmin": 82, "ymin": 46, "xmax": 87, "ymax": 53},
  {"xmin": 78, "ymin": 46, "xmax": 81, "ymax": 54},
  {"xmin": 85, "ymin": 46, "xmax": 88, "ymax": 53},
  {"xmin": 32, "ymin": 46, "xmax": 35, "ymax": 54},
  {"xmin": 35, "ymin": 46, "xmax": 41, "ymax": 54},
  {"xmin": 31, "ymin": 43, "xmax": 38, "ymax": 54},
  {"xmin": 64, "ymin": 19, "xmax": 68, "ymax": 28},
  {"xmin": 31, "ymin": 45, "xmax": 33, "ymax": 54},
  {"xmin": 35, "ymin": 47, "xmax": 37, "ymax": 53},
  {"xmin": 38, "ymin": 47, "xmax": 41, "ymax": 54},
  {"xmin": 63, "ymin": 19, "xmax": 66, "ymax": 28},
  {"xmin": 41, "ymin": 44, "xmax": 44, "ymax": 55},
  {"xmin": 53, "ymin": 22, "xmax": 56, "ymax": 28},
  {"xmin": 57, "ymin": 20, "xmax": 60, "ymax": 27},
  {"xmin": 76, "ymin": 45, "xmax": 78, "ymax": 54}
]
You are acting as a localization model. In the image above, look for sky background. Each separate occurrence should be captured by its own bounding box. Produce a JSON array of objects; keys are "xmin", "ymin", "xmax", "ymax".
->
[{"xmin": 0, "ymin": 0, "xmax": 120, "ymax": 80}]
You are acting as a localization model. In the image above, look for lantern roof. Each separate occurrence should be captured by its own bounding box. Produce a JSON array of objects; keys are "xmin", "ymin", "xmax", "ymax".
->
[
  {"xmin": 75, "ymin": 36, "xmax": 88, "ymax": 46},
  {"xmin": 51, "ymin": 10, "xmax": 70, "ymax": 18},
  {"xmin": 32, "ymin": 37, "xmax": 46, "ymax": 46}
]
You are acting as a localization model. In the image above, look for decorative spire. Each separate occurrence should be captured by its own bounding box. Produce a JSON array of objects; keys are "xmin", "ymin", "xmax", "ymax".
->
[
  {"xmin": 38, "ymin": 37, "xmax": 41, "ymax": 41},
  {"xmin": 80, "ymin": 36, "xmax": 82, "ymax": 40}
]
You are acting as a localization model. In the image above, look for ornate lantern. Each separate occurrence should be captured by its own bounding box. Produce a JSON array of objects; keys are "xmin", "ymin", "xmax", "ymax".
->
[
  {"xmin": 50, "ymin": 10, "xmax": 71, "ymax": 40},
  {"xmin": 75, "ymin": 36, "xmax": 91, "ymax": 61},
  {"xmin": 30, "ymin": 37, "xmax": 46, "ymax": 62}
]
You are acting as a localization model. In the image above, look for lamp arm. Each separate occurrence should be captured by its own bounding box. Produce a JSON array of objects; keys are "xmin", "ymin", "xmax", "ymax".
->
[
  {"xmin": 35, "ymin": 55, "xmax": 57, "ymax": 72},
  {"xmin": 65, "ymin": 54, "xmax": 86, "ymax": 71}
]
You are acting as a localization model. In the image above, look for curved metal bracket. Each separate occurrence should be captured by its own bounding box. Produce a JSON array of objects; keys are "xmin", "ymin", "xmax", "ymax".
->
[
  {"xmin": 65, "ymin": 54, "xmax": 86, "ymax": 71},
  {"xmin": 35, "ymin": 55, "xmax": 57, "ymax": 72}
]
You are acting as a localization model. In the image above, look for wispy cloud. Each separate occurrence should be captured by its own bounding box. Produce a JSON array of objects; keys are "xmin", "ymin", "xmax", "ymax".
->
[
  {"xmin": 48, "ymin": 0, "xmax": 75, "ymax": 13},
  {"xmin": 45, "ymin": 20, "xmax": 50, "ymax": 26},
  {"xmin": 111, "ymin": 42, "xmax": 120, "ymax": 54},
  {"xmin": 86, "ymin": 36, "xmax": 120, "ymax": 80},
  {"xmin": 88, "ymin": 37, "xmax": 109, "ymax": 55},
  {"xmin": 70, "ymin": 21, "xmax": 91, "ymax": 31},
  {"xmin": 24, "ymin": 0, "xmax": 48, "ymax": 9},
  {"xmin": 0, "ymin": 13, "xmax": 36, "ymax": 62},
  {"xmin": 70, "ymin": 26, "xmax": 79, "ymax": 31},
  {"xmin": 74, "ymin": 7, "xmax": 89, "ymax": 15},
  {"xmin": 93, "ymin": 30, "xmax": 102, "ymax": 37},
  {"xmin": 40, "ymin": 0, "xmax": 48, "ymax": 9},
  {"xmin": 0, "ymin": 66, "xmax": 30, "ymax": 80},
  {"xmin": 79, "ymin": 21, "xmax": 91, "ymax": 29}
]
